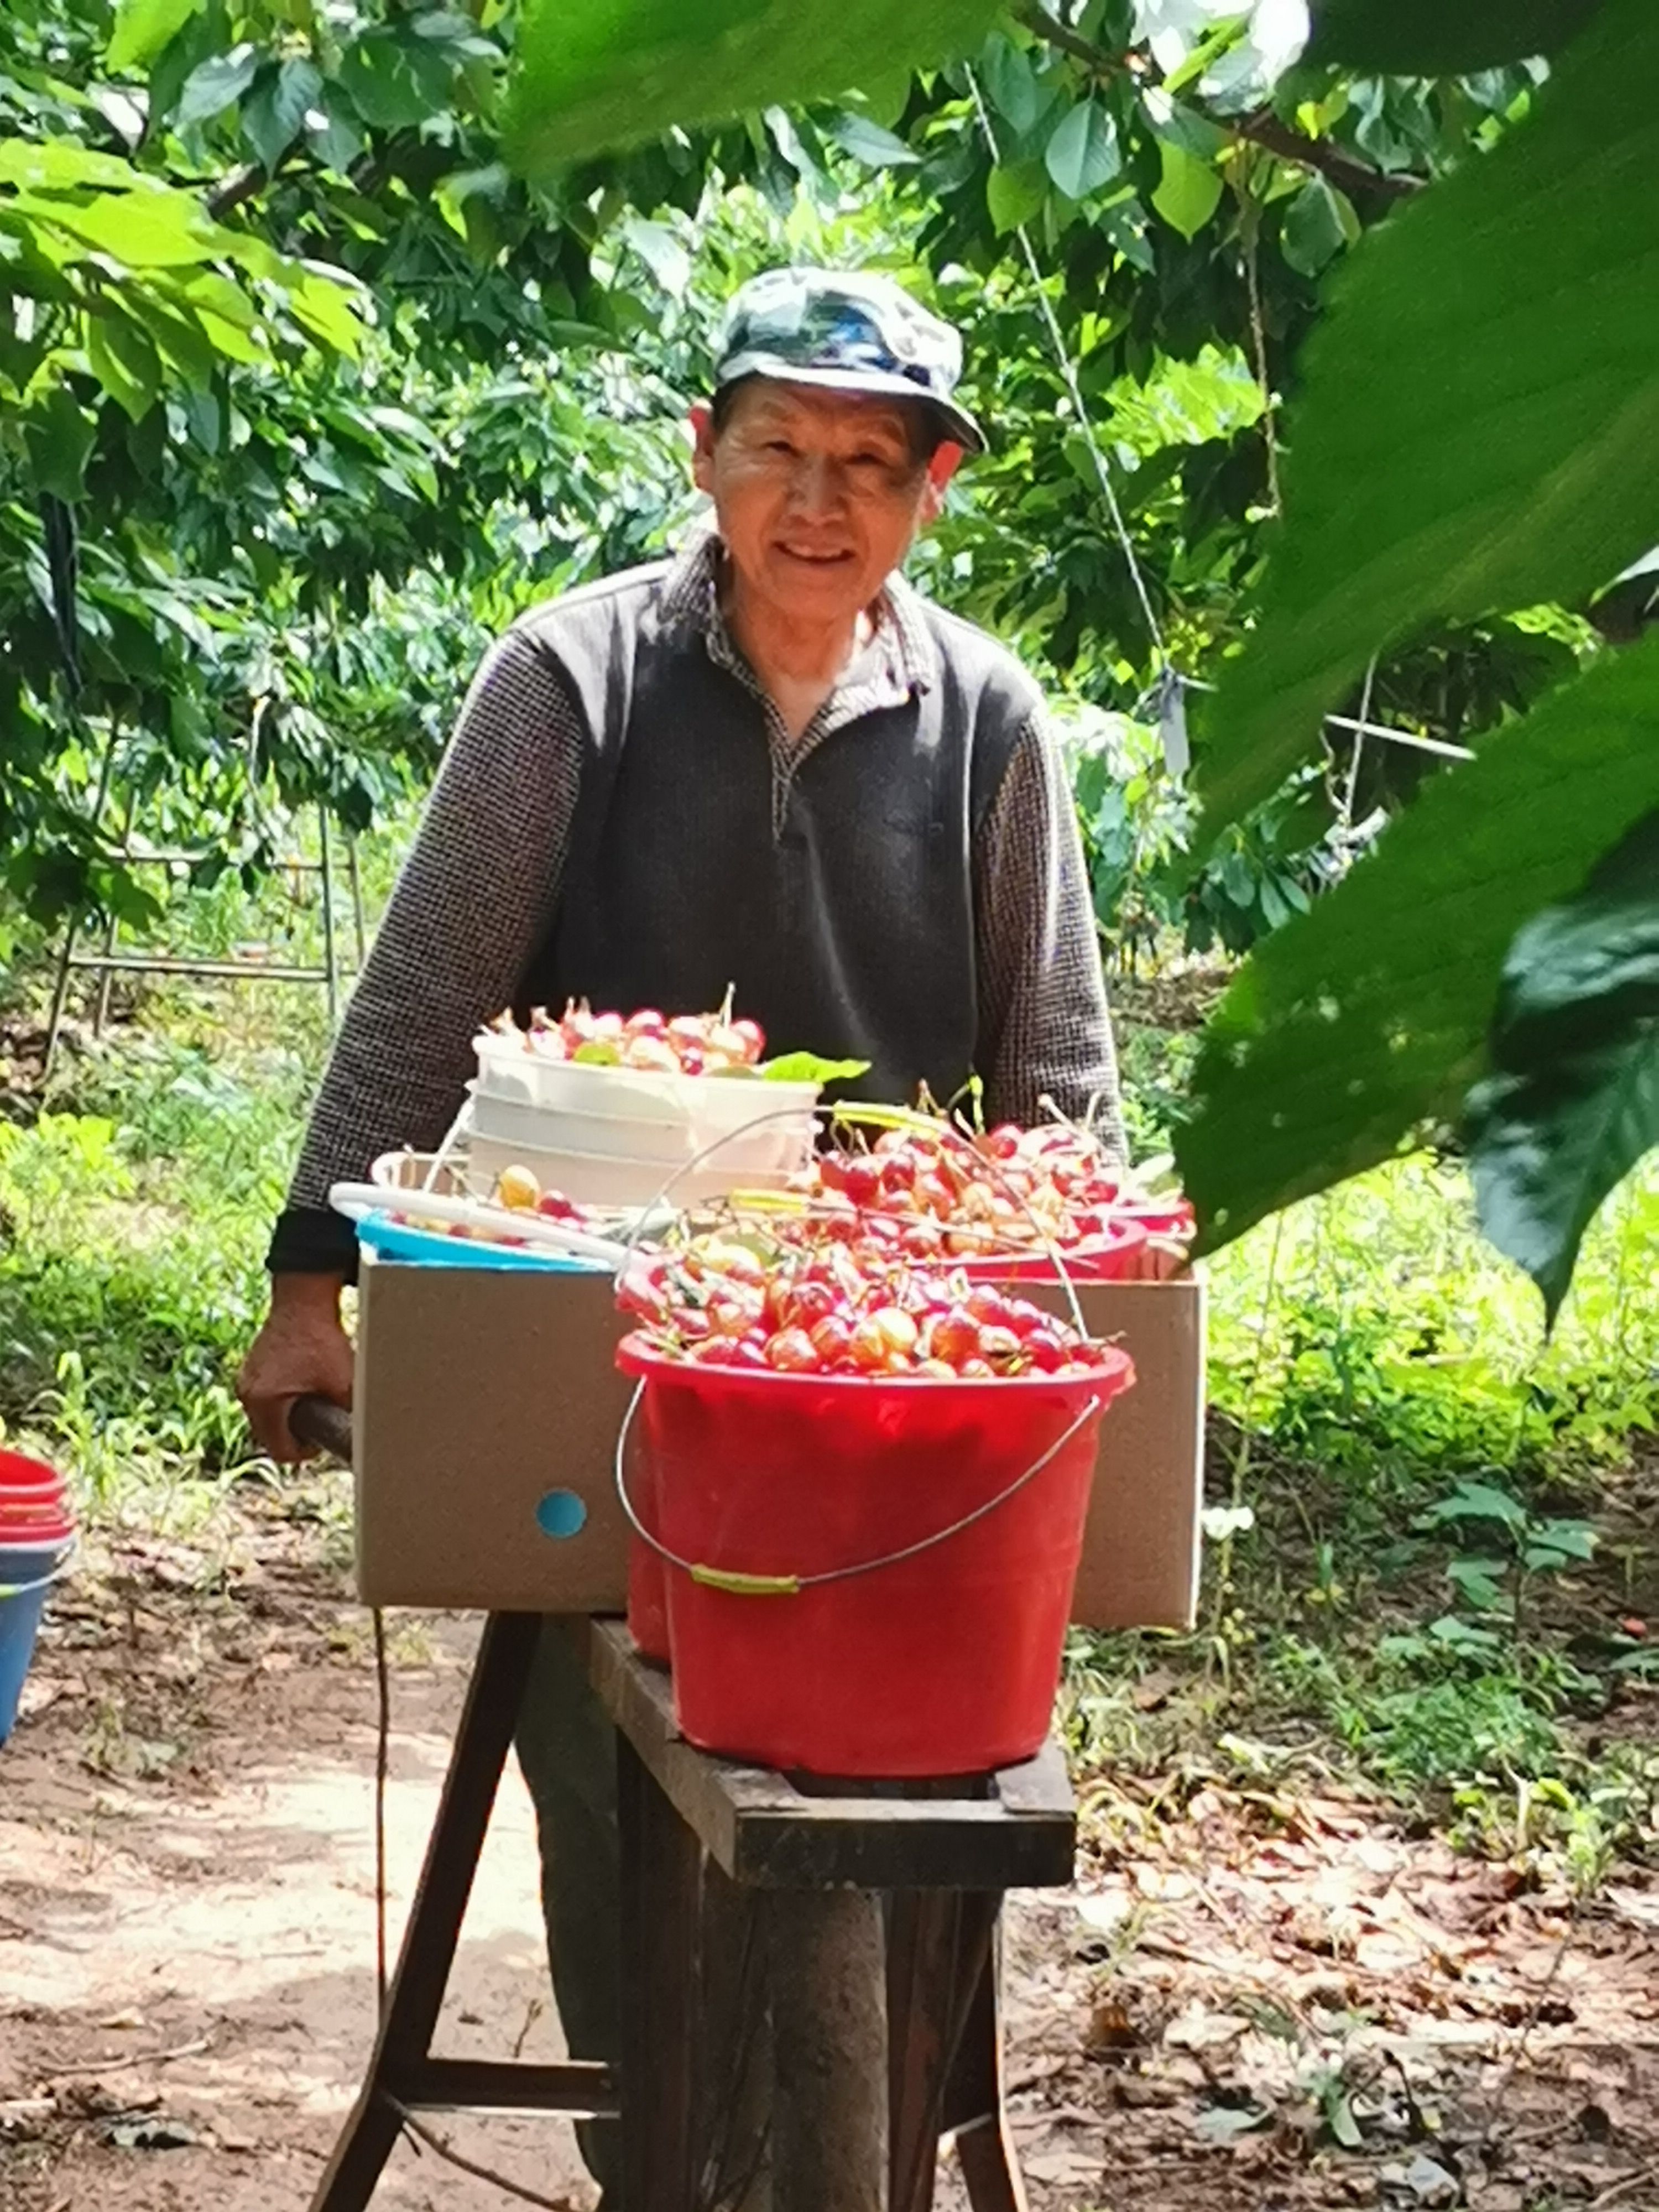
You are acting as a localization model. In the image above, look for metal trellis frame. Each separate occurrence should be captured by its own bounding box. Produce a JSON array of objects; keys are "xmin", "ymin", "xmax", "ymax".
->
[{"xmin": 43, "ymin": 722, "xmax": 369, "ymax": 1081}]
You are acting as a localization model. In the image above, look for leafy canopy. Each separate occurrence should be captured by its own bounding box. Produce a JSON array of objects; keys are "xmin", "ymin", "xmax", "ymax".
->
[{"xmin": 1178, "ymin": 0, "xmax": 1659, "ymax": 1307}]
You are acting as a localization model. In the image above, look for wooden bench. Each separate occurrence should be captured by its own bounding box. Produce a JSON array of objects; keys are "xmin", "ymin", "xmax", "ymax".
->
[{"xmin": 306, "ymin": 1609, "xmax": 1075, "ymax": 2212}]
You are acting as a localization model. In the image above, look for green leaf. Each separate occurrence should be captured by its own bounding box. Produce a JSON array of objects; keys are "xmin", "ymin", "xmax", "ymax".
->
[
  {"xmin": 1425, "ymin": 1614, "xmax": 1504, "ymax": 1656},
  {"xmin": 503, "ymin": 0, "xmax": 1002, "ymax": 177},
  {"xmin": 987, "ymin": 159, "xmax": 1046, "ymax": 234},
  {"xmin": 1144, "ymin": 91, "xmax": 1227, "ymax": 161},
  {"xmin": 1530, "ymin": 1518, "xmax": 1598, "ymax": 1562},
  {"xmin": 1175, "ymin": 628, "xmax": 1659, "ymax": 1252},
  {"xmin": 852, "ymin": 69, "xmax": 912, "ymax": 131},
  {"xmin": 124, "ymin": 291, "xmax": 218, "ymax": 390},
  {"xmin": 306, "ymin": 96, "xmax": 367, "ymax": 175},
  {"xmin": 1045, "ymin": 100, "xmax": 1121, "ymax": 200},
  {"xmin": 979, "ymin": 33, "xmax": 1046, "ymax": 137},
  {"xmin": 823, "ymin": 111, "xmax": 920, "ymax": 167},
  {"xmin": 0, "ymin": 141, "xmax": 146, "ymax": 192},
  {"xmin": 108, "ymin": 0, "xmax": 204, "ymax": 73},
  {"xmin": 1322, "ymin": 2086, "xmax": 1365, "ymax": 2152},
  {"xmin": 1421, "ymin": 1480, "xmax": 1528, "ymax": 1531},
  {"xmin": 1307, "ymin": 0, "xmax": 1603, "ymax": 71},
  {"xmin": 27, "ymin": 185, "xmax": 216, "ymax": 268},
  {"xmin": 1279, "ymin": 175, "xmax": 1350, "ymax": 278},
  {"xmin": 87, "ymin": 306, "xmax": 162, "ymax": 419},
  {"xmin": 175, "ymin": 45, "xmax": 261, "ymax": 131},
  {"xmin": 23, "ymin": 384, "xmax": 96, "ymax": 503},
  {"xmin": 1468, "ymin": 809, "xmax": 1659, "ymax": 1318},
  {"xmin": 1446, "ymin": 1558, "xmax": 1509, "ymax": 1612},
  {"xmin": 281, "ymin": 263, "xmax": 367, "ymax": 357},
  {"xmin": 1151, "ymin": 142, "xmax": 1222, "ymax": 240},
  {"xmin": 338, "ymin": 28, "xmax": 455, "ymax": 131},
  {"xmin": 619, "ymin": 211, "xmax": 691, "ymax": 293},
  {"xmin": 759, "ymin": 1051, "xmax": 872, "ymax": 1086},
  {"xmin": 1194, "ymin": 0, "xmax": 1659, "ymax": 842},
  {"xmin": 1101, "ymin": 197, "xmax": 1154, "ymax": 273},
  {"xmin": 243, "ymin": 58, "xmax": 325, "ymax": 172}
]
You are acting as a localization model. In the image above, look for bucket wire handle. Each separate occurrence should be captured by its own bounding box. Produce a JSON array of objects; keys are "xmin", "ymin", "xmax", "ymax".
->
[
  {"xmin": 614, "ymin": 1379, "xmax": 1100, "ymax": 1597},
  {"xmin": 0, "ymin": 1539, "xmax": 77, "ymax": 1600},
  {"xmin": 612, "ymin": 1100, "xmax": 831, "ymax": 1289},
  {"xmin": 611, "ymin": 1099, "xmax": 1094, "ymax": 1342}
]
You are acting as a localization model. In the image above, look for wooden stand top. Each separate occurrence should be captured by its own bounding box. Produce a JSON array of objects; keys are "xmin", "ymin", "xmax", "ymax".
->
[{"xmin": 578, "ymin": 1618, "xmax": 1076, "ymax": 1893}]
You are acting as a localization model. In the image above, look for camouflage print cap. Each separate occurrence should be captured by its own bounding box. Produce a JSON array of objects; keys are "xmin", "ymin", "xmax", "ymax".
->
[{"xmin": 714, "ymin": 266, "xmax": 986, "ymax": 455}]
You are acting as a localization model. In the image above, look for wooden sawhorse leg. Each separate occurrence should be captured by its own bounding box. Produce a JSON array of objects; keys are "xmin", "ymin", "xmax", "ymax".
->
[
  {"xmin": 618, "ymin": 1736, "xmax": 701, "ymax": 2212},
  {"xmin": 940, "ymin": 1921, "xmax": 1027, "ymax": 2212},
  {"xmin": 307, "ymin": 1611, "xmax": 617, "ymax": 2212},
  {"xmin": 888, "ymin": 1893, "xmax": 1022, "ymax": 2212}
]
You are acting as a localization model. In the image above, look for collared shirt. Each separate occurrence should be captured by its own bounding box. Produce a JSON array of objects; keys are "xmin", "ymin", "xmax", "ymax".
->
[
  {"xmin": 270, "ymin": 531, "xmax": 1121, "ymax": 1275},
  {"xmin": 662, "ymin": 525, "xmax": 935, "ymax": 828}
]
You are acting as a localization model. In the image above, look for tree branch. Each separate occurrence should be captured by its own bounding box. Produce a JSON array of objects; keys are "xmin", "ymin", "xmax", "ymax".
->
[
  {"xmin": 205, "ymin": 163, "xmax": 266, "ymax": 220},
  {"xmin": 1230, "ymin": 107, "xmax": 1422, "ymax": 204},
  {"xmin": 1014, "ymin": 2, "xmax": 1423, "ymax": 205},
  {"xmin": 1014, "ymin": 1, "xmax": 1137, "ymax": 77}
]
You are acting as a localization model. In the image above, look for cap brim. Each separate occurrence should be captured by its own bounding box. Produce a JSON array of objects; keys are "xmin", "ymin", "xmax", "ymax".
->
[{"xmin": 714, "ymin": 357, "xmax": 986, "ymax": 456}]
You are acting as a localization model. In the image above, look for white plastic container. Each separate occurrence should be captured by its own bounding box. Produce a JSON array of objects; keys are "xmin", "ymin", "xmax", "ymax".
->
[
  {"xmin": 466, "ymin": 1130, "xmax": 802, "ymax": 1210},
  {"xmin": 473, "ymin": 1033, "xmax": 820, "ymax": 1157},
  {"xmin": 473, "ymin": 1034, "xmax": 677, "ymax": 1119},
  {"xmin": 467, "ymin": 1083, "xmax": 813, "ymax": 1172}
]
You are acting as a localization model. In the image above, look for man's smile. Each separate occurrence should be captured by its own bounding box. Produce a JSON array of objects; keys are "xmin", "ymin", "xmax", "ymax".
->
[{"xmin": 775, "ymin": 540, "xmax": 857, "ymax": 565}]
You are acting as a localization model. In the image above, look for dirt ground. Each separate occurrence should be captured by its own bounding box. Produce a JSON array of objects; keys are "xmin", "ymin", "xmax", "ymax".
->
[{"xmin": 2, "ymin": 1487, "xmax": 1657, "ymax": 2212}]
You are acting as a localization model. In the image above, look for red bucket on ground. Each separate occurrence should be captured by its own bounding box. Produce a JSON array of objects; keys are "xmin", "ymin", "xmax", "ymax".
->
[
  {"xmin": 616, "ymin": 1340, "xmax": 1134, "ymax": 1777},
  {"xmin": 0, "ymin": 1449, "xmax": 71, "ymax": 1540},
  {"xmin": 0, "ymin": 1449, "xmax": 74, "ymax": 1746}
]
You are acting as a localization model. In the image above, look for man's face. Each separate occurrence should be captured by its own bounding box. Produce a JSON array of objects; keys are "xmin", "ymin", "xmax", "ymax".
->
[{"xmin": 692, "ymin": 381, "xmax": 961, "ymax": 627}]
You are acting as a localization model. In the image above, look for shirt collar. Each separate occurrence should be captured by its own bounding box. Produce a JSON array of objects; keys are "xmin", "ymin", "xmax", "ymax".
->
[{"xmin": 658, "ymin": 521, "xmax": 937, "ymax": 702}]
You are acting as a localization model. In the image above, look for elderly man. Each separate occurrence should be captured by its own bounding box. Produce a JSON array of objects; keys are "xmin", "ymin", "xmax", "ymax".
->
[{"xmin": 239, "ymin": 265, "xmax": 1120, "ymax": 2200}]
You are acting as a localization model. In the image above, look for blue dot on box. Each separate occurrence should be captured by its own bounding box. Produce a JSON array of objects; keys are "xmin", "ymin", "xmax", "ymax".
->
[{"xmin": 535, "ymin": 1490, "xmax": 588, "ymax": 1540}]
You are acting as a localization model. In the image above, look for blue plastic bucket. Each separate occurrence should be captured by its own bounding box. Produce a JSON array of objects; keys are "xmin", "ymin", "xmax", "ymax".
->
[{"xmin": 0, "ymin": 1538, "xmax": 71, "ymax": 1745}]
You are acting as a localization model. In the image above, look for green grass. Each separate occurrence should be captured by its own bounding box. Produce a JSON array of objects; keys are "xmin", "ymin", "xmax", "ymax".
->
[
  {"xmin": 0, "ymin": 824, "xmax": 357, "ymax": 1526},
  {"xmin": 0, "ymin": 1047, "xmax": 301, "ymax": 1518}
]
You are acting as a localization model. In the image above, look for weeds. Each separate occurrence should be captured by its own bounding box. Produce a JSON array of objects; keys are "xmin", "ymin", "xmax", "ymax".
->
[
  {"xmin": 0, "ymin": 1032, "xmax": 306, "ymax": 1515},
  {"xmin": 1069, "ymin": 1017, "xmax": 1658, "ymax": 1875}
]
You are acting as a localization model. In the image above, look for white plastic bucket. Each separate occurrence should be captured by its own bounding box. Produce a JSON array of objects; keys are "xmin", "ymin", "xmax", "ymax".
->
[
  {"xmin": 467, "ymin": 1084, "xmax": 815, "ymax": 1172},
  {"xmin": 474, "ymin": 1035, "xmax": 818, "ymax": 1131},
  {"xmin": 466, "ymin": 1131, "xmax": 804, "ymax": 1209}
]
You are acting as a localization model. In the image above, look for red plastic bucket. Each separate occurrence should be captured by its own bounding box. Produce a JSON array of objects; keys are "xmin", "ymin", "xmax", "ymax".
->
[
  {"xmin": 622, "ymin": 1422, "xmax": 671, "ymax": 1664},
  {"xmin": 616, "ymin": 1340, "xmax": 1134, "ymax": 1776},
  {"xmin": 0, "ymin": 1452, "xmax": 73, "ymax": 1746},
  {"xmin": 0, "ymin": 1505, "xmax": 74, "ymax": 1545},
  {"xmin": 957, "ymin": 1218, "xmax": 1149, "ymax": 1284},
  {"xmin": 0, "ymin": 1451, "xmax": 71, "ymax": 1541}
]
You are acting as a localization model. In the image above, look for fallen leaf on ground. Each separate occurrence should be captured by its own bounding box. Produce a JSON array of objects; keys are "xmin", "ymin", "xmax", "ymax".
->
[
  {"xmin": 1086, "ymin": 1996, "xmax": 1141, "ymax": 2052},
  {"xmin": 104, "ymin": 2114, "xmax": 199, "ymax": 2150}
]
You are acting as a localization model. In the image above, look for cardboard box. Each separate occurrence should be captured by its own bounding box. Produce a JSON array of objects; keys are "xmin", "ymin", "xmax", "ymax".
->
[{"xmin": 353, "ymin": 1249, "xmax": 1206, "ymax": 1631}]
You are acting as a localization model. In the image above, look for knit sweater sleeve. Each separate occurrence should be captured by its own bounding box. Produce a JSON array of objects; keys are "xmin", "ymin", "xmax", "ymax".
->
[
  {"xmin": 973, "ymin": 711, "xmax": 1125, "ymax": 1155},
  {"xmin": 267, "ymin": 628, "xmax": 583, "ymax": 1276}
]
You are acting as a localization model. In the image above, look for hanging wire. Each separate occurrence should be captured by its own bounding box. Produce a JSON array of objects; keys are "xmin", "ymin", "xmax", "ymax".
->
[
  {"xmin": 1240, "ymin": 212, "xmax": 1281, "ymax": 515},
  {"xmin": 1181, "ymin": 670, "xmax": 1475, "ymax": 770},
  {"xmin": 965, "ymin": 64, "xmax": 1170, "ymax": 671},
  {"xmin": 964, "ymin": 72, "xmax": 1483, "ymax": 787},
  {"xmin": 1337, "ymin": 653, "xmax": 1379, "ymax": 835},
  {"xmin": 385, "ymin": 2100, "xmax": 583, "ymax": 2211},
  {"xmin": 373, "ymin": 1606, "xmax": 391, "ymax": 2022}
]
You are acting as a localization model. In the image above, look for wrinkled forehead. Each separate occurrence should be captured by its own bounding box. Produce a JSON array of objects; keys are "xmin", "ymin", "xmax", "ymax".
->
[{"xmin": 723, "ymin": 378, "xmax": 919, "ymax": 447}]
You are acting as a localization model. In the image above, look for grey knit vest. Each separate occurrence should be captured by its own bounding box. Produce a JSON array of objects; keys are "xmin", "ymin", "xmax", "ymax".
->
[{"xmin": 513, "ymin": 558, "xmax": 1039, "ymax": 1109}]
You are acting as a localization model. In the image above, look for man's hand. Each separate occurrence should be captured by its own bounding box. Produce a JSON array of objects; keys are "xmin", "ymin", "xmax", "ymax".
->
[{"xmin": 238, "ymin": 1272, "xmax": 353, "ymax": 1462}]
